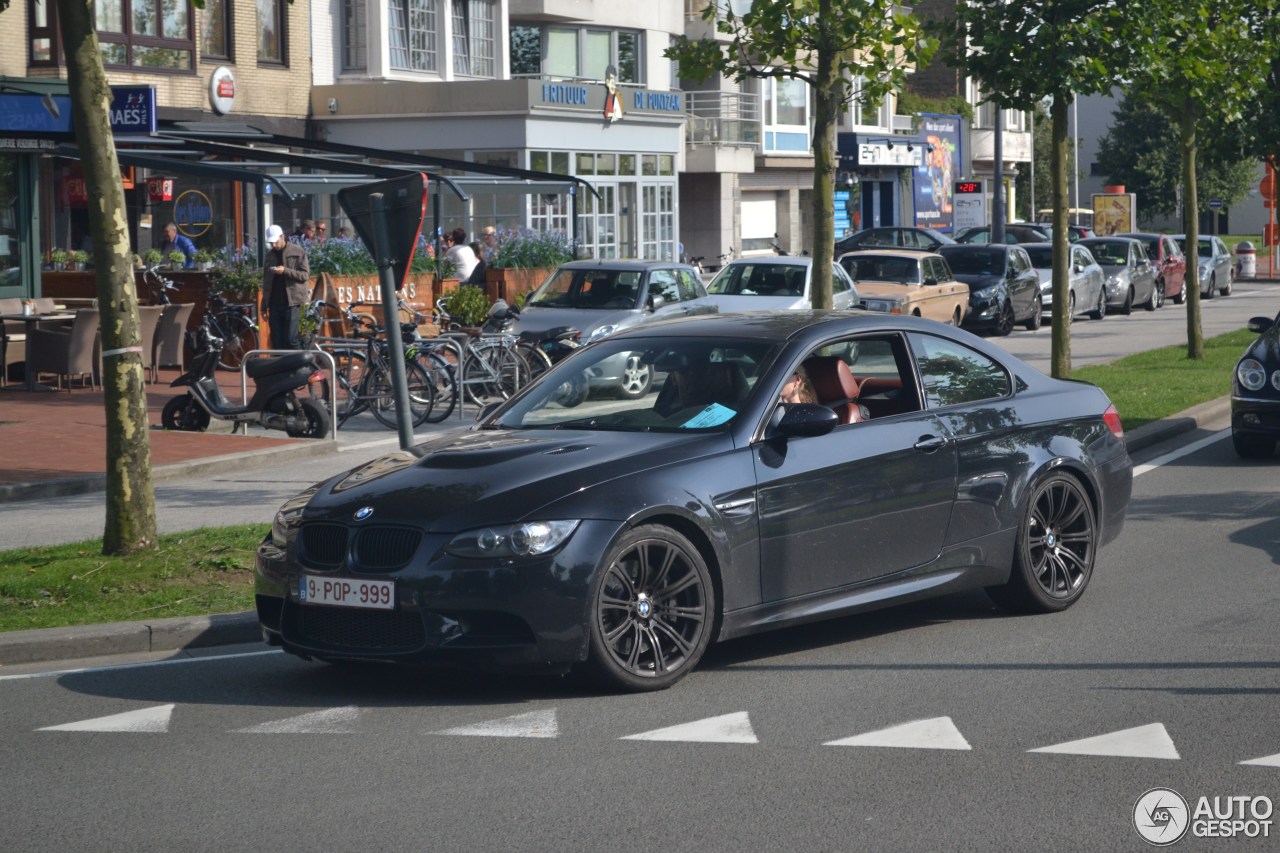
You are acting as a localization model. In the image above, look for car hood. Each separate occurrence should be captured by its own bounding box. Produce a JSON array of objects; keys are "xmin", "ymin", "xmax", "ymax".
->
[
  {"xmin": 513, "ymin": 305, "xmax": 640, "ymax": 337},
  {"xmin": 1096, "ymin": 263, "xmax": 1129, "ymax": 276},
  {"xmin": 951, "ymin": 273, "xmax": 1002, "ymax": 292},
  {"xmin": 300, "ymin": 429, "xmax": 714, "ymax": 531},
  {"xmin": 704, "ymin": 294, "xmax": 811, "ymax": 312}
]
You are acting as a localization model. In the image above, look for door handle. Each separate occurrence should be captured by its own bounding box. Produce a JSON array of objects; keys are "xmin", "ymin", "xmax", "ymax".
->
[{"xmin": 913, "ymin": 434, "xmax": 947, "ymax": 452}]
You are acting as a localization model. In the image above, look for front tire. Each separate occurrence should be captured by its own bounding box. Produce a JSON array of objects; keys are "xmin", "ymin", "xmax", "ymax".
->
[
  {"xmin": 161, "ymin": 393, "xmax": 211, "ymax": 431},
  {"xmin": 1145, "ymin": 281, "xmax": 1163, "ymax": 310},
  {"xmin": 1204, "ymin": 275, "xmax": 1216, "ymax": 299},
  {"xmin": 1232, "ymin": 430, "xmax": 1275, "ymax": 459},
  {"xmin": 1118, "ymin": 287, "xmax": 1133, "ymax": 315},
  {"xmin": 1089, "ymin": 288, "xmax": 1105, "ymax": 321},
  {"xmin": 992, "ymin": 300, "xmax": 1015, "ymax": 337},
  {"xmin": 1024, "ymin": 295, "xmax": 1042, "ymax": 331},
  {"xmin": 986, "ymin": 473, "xmax": 1096, "ymax": 614},
  {"xmin": 587, "ymin": 525, "xmax": 715, "ymax": 692}
]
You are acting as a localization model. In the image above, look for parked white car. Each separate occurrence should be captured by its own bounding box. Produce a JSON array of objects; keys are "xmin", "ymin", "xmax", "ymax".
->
[
  {"xmin": 1171, "ymin": 233, "xmax": 1234, "ymax": 298},
  {"xmin": 703, "ymin": 256, "xmax": 859, "ymax": 312},
  {"xmin": 1022, "ymin": 242, "xmax": 1107, "ymax": 320}
]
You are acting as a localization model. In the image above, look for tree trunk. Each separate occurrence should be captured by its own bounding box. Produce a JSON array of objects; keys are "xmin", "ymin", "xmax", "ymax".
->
[
  {"xmin": 57, "ymin": 0, "xmax": 159, "ymax": 554},
  {"xmin": 1181, "ymin": 95, "xmax": 1204, "ymax": 360},
  {"xmin": 808, "ymin": 15, "xmax": 842, "ymax": 310},
  {"xmin": 1049, "ymin": 94, "xmax": 1072, "ymax": 380}
]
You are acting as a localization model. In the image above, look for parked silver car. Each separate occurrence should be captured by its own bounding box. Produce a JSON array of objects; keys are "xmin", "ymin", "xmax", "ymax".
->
[
  {"xmin": 1171, "ymin": 234, "xmax": 1234, "ymax": 298},
  {"xmin": 1022, "ymin": 242, "xmax": 1107, "ymax": 321},
  {"xmin": 1076, "ymin": 237, "xmax": 1160, "ymax": 314},
  {"xmin": 703, "ymin": 256, "xmax": 859, "ymax": 312},
  {"xmin": 514, "ymin": 260, "xmax": 717, "ymax": 398}
]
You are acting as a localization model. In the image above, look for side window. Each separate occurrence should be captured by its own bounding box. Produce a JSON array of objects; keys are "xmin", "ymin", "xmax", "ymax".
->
[
  {"xmin": 831, "ymin": 262, "xmax": 850, "ymax": 293},
  {"xmin": 909, "ymin": 333, "xmax": 1012, "ymax": 408},
  {"xmin": 648, "ymin": 269, "xmax": 681, "ymax": 304},
  {"xmin": 677, "ymin": 269, "xmax": 700, "ymax": 301}
]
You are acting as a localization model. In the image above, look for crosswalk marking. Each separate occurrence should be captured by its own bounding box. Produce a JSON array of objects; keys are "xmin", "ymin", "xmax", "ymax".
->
[
  {"xmin": 433, "ymin": 709, "xmax": 558, "ymax": 738},
  {"xmin": 1240, "ymin": 752, "xmax": 1280, "ymax": 767},
  {"xmin": 38, "ymin": 703, "xmax": 175, "ymax": 733},
  {"xmin": 621, "ymin": 711, "xmax": 757, "ymax": 743},
  {"xmin": 235, "ymin": 706, "xmax": 361, "ymax": 734},
  {"xmin": 824, "ymin": 716, "xmax": 972, "ymax": 751},
  {"xmin": 1028, "ymin": 723, "xmax": 1180, "ymax": 759}
]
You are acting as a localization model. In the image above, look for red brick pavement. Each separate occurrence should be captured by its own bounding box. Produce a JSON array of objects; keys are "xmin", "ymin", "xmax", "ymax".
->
[{"xmin": 0, "ymin": 368, "xmax": 302, "ymax": 486}]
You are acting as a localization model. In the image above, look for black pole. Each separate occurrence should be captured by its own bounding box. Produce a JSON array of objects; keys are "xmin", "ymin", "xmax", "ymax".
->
[
  {"xmin": 371, "ymin": 192, "xmax": 415, "ymax": 449},
  {"xmin": 992, "ymin": 108, "xmax": 1005, "ymax": 244}
]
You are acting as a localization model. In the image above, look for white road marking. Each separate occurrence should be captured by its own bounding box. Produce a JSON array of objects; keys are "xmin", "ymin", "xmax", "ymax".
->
[
  {"xmin": 235, "ymin": 705, "xmax": 361, "ymax": 734},
  {"xmin": 433, "ymin": 709, "xmax": 558, "ymax": 738},
  {"xmin": 38, "ymin": 703, "xmax": 174, "ymax": 733},
  {"xmin": 1133, "ymin": 428, "xmax": 1230, "ymax": 477},
  {"xmin": 1028, "ymin": 722, "xmax": 1180, "ymax": 759},
  {"xmin": 621, "ymin": 711, "xmax": 757, "ymax": 743},
  {"xmin": 0, "ymin": 649, "xmax": 282, "ymax": 682},
  {"xmin": 824, "ymin": 716, "xmax": 972, "ymax": 751},
  {"xmin": 1240, "ymin": 752, "xmax": 1280, "ymax": 767}
]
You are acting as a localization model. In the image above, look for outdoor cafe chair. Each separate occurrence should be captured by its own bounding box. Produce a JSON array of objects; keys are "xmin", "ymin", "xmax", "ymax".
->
[
  {"xmin": 152, "ymin": 302, "xmax": 194, "ymax": 382},
  {"xmin": 136, "ymin": 304, "xmax": 164, "ymax": 384},
  {"xmin": 26, "ymin": 308, "xmax": 100, "ymax": 392}
]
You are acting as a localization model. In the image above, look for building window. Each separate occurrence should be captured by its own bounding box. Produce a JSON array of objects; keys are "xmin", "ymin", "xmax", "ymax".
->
[
  {"xmin": 28, "ymin": 0, "xmax": 58, "ymax": 64},
  {"xmin": 256, "ymin": 0, "xmax": 286, "ymax": 64},
  {"xmin": 342, "ymin": 0, "xmax": 366, "ymax": 70},
  {"xmin": 452, "ymin": 0, "xmax": 495, "ymax": 78},
  {"xmin": 389, "ymin": 0, "xmax": 437, "ymax": 72},
  {"xmin": 522, "ymin": 25, "xmax": 642, "ymax": 82},
  {"xmin": 760, "ymin": 76, "xmax": 809, "ymax": 153},
  {"xmin": 89, "ymin": 0, "xmax": 194, "ymax": 69},
  {"xmin": 201, "ymin": 0, "xmax": 231, "ymax": 59}
]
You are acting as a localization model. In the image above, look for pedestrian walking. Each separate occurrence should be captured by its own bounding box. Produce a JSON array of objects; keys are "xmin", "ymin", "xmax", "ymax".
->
[{"xmin": 262, "ymin": 223, "xmax": 311, "ymax": 350}]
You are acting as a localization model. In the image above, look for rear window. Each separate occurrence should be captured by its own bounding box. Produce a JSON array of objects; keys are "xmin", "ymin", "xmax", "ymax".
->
[
  {"xmin": 1024, "ymin": 246, "xmax": 1052, "ymax": 268},
  {"xmin": 940, "ymin": 247, "xmax": 1005, "ymax": 276}
]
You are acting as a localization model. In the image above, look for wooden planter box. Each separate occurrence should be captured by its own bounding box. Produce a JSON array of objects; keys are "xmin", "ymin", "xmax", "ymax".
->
[
  {"xmin": 484, "ymin": 267, "xmax": 554, "ymax": 303},
  {"xmin": 309, "ymin": 272, "xmax": 440, "ymax": 337}
]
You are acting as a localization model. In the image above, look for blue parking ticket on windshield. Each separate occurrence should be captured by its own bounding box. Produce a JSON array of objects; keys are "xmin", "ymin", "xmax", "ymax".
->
[{"xmin": 682, "ymin": 403, "xmax": 735, "ymax": 428}]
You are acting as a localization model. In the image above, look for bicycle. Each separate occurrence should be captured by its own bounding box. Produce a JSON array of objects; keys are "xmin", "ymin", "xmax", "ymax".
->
[
  {"xmin": 431, "ymin": 295, "xmax": 533, "ymax": 407},
  {"xmin": 143, "ymin": 264, "xmax": 258, "ymax": 371},
  {"xmin": 305, "ymin": 300, "xmax": 436, "ymax": 429}
]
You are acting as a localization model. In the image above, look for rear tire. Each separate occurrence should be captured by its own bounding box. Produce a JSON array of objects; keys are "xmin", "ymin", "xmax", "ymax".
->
[
  {"xmin": 287, "ymin": 397, "xmax": 331, "ymax": 438},
  {"xmin": 1024, "ymin": 296, "xmax": 1042, "ymax": 331},
  {"xmin": 986, "ymin": 473, "xmax": 1096, "ymax": 614},
  {"xmin": 1204, "ymin": 275, "xmax": 1216, "ymax": 299},
  {"xmin": 1145, "ymin": 281, "xmax": 1163, "ymax": 310},
  {"xmin": 1118, "ymin": 287, "xmax": 1133, "ymax": 315},
  {"xmin": 217, "ymin": 314, "xmax": 259, "ymax": 371}
]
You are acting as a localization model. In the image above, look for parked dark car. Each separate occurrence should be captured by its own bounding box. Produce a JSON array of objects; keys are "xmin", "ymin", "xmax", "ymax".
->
[
  {"xmin": 1077, "ymin": 237, "xmax": 1160, "ymax": 313},
  {"xmin": 257, "ymin": 312, "xmax": 1132, "ymax": 690},
  {"xmin": 938, "ymin": 244, "xmax": 1043, "ymax": 335},
  {"xmin": 954, "ymin": 223, "xmax": 1051, "ymax": 244},
  {"xmin": 1231, "ymin": 310, "xmax": 1280, "ymax": 458},
  {"xmin": 833, "ymin": 226, "xmax": 955, "ymax": 258},
  {"xmin": 513, "ymin": 260, "xmax": 716, "ymax": 398},
  {"xmin": 1117, "ymin": 232, "xmax": 1187, "ymax": 305}
]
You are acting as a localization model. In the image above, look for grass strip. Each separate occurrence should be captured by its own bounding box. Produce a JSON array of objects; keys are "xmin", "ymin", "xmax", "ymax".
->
[
  {"xmin": 0, "ymin": 525, "xmax": 265, "ymax": 632},
  {"xmin": 1074, "ymin": 327, "xmax": 1253, "ymax": 432}
]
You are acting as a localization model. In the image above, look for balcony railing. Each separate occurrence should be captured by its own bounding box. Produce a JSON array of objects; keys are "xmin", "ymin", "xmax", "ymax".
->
[{"xmin": 685, "ymin": 91, "xmax": 761, "ymax": 149}]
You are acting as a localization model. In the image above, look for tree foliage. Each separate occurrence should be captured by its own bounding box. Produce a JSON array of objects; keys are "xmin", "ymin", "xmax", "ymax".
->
[{"xmin": 666, "ymin": 0, "xmax": 934, "ymax": 309}]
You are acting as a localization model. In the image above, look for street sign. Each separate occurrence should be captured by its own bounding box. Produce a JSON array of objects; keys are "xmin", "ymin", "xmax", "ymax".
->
[
  {"xmin": 1208, "ymin": 199, "xmax": 1224, "ymax": 209},
  {"xmin": 952, "ymin": 179, "xmax": 986, "ymax": 232},
  {"xmin": 337, "ymin": 172, "xmax": 428, "ymax": 289}
]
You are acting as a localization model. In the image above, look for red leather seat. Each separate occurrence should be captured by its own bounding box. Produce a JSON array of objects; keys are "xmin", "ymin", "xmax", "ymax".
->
[{"xmin": 803, "ymin": 356, "xmax": 863, "ymax": 424}]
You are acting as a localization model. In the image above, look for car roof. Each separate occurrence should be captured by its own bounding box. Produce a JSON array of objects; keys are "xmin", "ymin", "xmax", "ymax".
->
[
  {"xmin": 554, "ymin": 259, "xmax": 700, "ymax": 273},
  {"xmin": 722, "ymin": 255, "xmax": 815, "ymax": 268},
  {"xmin": 838, "ymin": 249, "xmax": 938, "ymax": 261},
  {"xmin": 1079, "ymin": 236, "xmax": 1139, "ymax": 244},
  {"xmin": 938, "ymin": 243, "xmax": 1012, "ymax": 253}
]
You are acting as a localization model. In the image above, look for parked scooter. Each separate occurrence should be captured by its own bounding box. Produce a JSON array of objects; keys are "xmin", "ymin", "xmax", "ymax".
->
[{"xmin": 162, "ymin": 315, "xmax": 331, "ymax": 438}]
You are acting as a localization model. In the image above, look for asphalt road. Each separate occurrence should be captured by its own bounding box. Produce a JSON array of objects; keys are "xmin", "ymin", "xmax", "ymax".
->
[
  {"xmin": 1, "ymin": 421, "xmax": 1277, "ymax": 851},
  {"xmin": 2, "ymin": 281, "xmax": 1276, "ymax": 550}
]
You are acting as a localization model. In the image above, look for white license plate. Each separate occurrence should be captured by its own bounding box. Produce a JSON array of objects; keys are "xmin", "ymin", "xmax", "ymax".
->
[{"xmin": 299, "ymin": 575, "xmax": 395, "ymax": 610}]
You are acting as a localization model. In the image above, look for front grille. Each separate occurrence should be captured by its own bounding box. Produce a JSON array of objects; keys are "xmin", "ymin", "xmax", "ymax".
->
[
  {"xmin": 298, "ymin": 605, "xmax": 426, "ymax": 651},
  {"xmin": 353, "ymin": 526, "xmax": 422, "ymax": 571},
  {"xmin": 299, "ymin": 523, "xmax": 347, "ymax": 568}
]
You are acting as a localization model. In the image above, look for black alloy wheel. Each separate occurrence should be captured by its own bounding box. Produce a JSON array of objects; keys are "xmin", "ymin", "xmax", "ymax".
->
[
  {"xmin": 1024, "ymin": 295, "xmax": 1043, "ymax": 331},
  {"xmin": 987, "ymin": 473, "xmax": 1096, "ymax": 613},
  {"xmin": 161, "ymin": 393, "xmax": 211, "ymax": 432},
  {"xmin": 992, "ymin": 300, "xmax": 1015, "ymax": 337},
  {"xmin": 588, "ymin": 525, "xmax": 714, "ymax": 691}
]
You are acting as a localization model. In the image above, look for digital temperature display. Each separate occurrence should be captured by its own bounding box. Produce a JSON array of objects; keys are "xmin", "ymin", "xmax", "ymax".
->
[{"xmin": 954, "ymin": 181, "xmax": 983, "ymax": 194}]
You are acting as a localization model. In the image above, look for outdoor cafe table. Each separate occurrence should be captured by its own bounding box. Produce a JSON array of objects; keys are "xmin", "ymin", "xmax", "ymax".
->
[{"xmin": 0, "ymin": 312, "xmax": 77, "ymax": 392}]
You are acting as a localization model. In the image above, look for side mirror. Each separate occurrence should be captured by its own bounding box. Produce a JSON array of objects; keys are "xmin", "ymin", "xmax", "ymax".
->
[
  {"xmin": 648, "ymin": 294, "xmax": 666, "ymax": 311},
  {"xmin": 774, "ymin": 403, "xmax": 839, "ymax": 438},
  {"xmin": 1247, "ymin": 316, "xmax": 1274, "ymax": 334},
  {"xmin": 922, "ymin": 276, "xmax": 938, "ymax": 286}
]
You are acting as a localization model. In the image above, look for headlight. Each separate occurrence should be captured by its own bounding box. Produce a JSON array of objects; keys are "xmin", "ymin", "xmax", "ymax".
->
[
  {"xmin": 860, "ymin": 298, "xmax": 901, "ymax": 314},
  {"xmin": 1237, "ymin": 358, "xmax": 1267, "ymax": 391},
  {"xmin": 445, "ymin": 520, "xmax": 580, "ymax": 559},
  {"xmin": 588, "ymin": 325, "xmax": 617, "ymax": 343},
  {"xmin": 270, "ymin": 488, "xmax": 317, "ymax": 546}
]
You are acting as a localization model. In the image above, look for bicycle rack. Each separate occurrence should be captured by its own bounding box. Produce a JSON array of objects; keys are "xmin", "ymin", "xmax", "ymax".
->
[{"xmin": 238, "ymin": 348, "xmax": 338, "ymax": 439}]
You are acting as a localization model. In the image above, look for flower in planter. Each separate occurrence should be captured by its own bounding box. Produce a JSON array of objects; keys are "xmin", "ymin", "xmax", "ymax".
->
[
  {"xmin": 193, "ymin": 248, "xmax": 215, "ymax": 269},
  {"xmin": 50, "ymin": 248, "xmax": 69, "ymax": 267},
  {"xmin": 167, "ymin": 250, "xmax": 187, "ymax": 268},
  {"xmin": 489, "ymin": 227, "xmax": 575, "ymax": 270},
  {"xmin": 209, "ymin": 246, "xmax": 263, "ymax": 301},
  {"xmin": 305, "ymin": 236, "xmax": 377, "ymax": 276},
  {"xmin": 143, "ymin": 249, "xmax": 163, "ymax": 267}
]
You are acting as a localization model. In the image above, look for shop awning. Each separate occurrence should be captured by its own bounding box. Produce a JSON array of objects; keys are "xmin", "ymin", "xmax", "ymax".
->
[{"xmin": 55, "ymin": 143, "xmax": 297, "ymax": 203}]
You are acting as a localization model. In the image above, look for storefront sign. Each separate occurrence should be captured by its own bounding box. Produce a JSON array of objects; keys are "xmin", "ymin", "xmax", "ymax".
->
[
  {"xmin": 532, "ymin": 81, "xmax": 683, "ymax": 117},
  {"xmin": 147, "ymin": 177, "xmax": 175, "ymax": 202},
  {"xmin": 209, "ymin": 67, "xmax": 236, "ymax": 115},
  {"xmin": 0, "ymin": 86, "xmax": 155, "ymax": 136},
  {"xmin": 854, "ymin": 142, "xmax": 923, "ymax": 168},
  {"xmin": 109, "ymin": 87, "xmax": 157, "ymax": 134},
  {"xmin": 174, "ymin": 189, "xmax": 214, "ymax": 238}
]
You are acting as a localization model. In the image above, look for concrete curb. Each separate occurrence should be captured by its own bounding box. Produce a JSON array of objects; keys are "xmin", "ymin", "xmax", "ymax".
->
[
  {"xmin": 0, "ymin": 438, "xmax": 339, "ymax": 504},
  {"xmin": 0, "ymin": 396, "xmax": 1234, "ymax": 668}
]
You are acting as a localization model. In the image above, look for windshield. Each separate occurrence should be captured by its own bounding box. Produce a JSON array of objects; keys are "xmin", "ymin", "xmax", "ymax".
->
[
  {"xmin": 527, "ymin": 268, "xmax": 643, "ymax": 309},
  {"xmin": 939, "ymin": 247, "xmax": 1005, "ymax": 276},
  {"xmin": 840, "ymin": 255, "xmax": 921, "ymax": 284},
  {"xmin": 1024, "ymin": 246, "xmax": 1053, "ymax": 268},
  {"xmin": 1085, "ymin": 242, "xmax": 1128, "ymax": 265},
  {"xmin": 490, "ymin": 336, "xmax": 779, "ymax": 432},
  {"xmin": 706, "ymin": 262, "xmax": 807, "ymax": 297},
  {"xmin": 1172, "ymin": 238, "xmax": 1216, "ymax": 258}
]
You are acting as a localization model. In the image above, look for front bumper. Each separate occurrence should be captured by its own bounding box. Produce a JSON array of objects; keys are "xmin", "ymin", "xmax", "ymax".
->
[
  {"xmin": 256, "ymin": 519, "xmax": 626, "ymax": 669},
  {"xmin": 1231, "ymin": 395, "xmax": 1280, "ymax": 438}
]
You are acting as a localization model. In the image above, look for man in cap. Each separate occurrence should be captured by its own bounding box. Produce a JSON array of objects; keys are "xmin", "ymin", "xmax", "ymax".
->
[{"xmin": 262, "ymin": 223, "xmax": 311, "ymax": 349}]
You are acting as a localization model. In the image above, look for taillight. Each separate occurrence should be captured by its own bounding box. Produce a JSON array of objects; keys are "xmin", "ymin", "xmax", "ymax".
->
[{"xmin": 1103, "ymin": 404, "xmax": 1124, "ymax": 439}]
